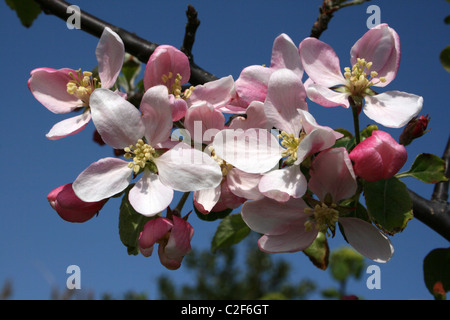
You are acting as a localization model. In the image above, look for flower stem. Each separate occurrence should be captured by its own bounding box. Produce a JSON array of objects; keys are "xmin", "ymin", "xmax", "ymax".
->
[
  {"xmin": 349, "ymin": 97, "xmax": 361, "ymax": 145},
  {"xmin": 174, "ymin": 192, "xmax": 191, "ymax": 216}
]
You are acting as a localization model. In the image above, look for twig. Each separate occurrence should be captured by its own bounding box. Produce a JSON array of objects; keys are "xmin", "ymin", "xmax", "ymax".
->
[
  {"xmin": 33, "ymin": 0, "xmax": 217, "ymax": 85},
  {"xmin": 180, "ymin": 4, "xmax": 201, "ymax": 61}
]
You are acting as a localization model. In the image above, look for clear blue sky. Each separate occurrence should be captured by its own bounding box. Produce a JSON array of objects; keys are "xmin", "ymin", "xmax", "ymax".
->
[{"xmin": 1, "ymin": 0, "xmax": 449, "ymax": 300}]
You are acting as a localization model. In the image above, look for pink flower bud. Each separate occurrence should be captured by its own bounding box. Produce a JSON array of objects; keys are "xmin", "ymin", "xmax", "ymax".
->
[
  {"xmin": 399, "ymin": 114, "xmax": 430, "ymax": 146},
  {"xmin": 138, "ymin": 215, "xmax": 194, "ymax": 270},
  {"xmin": 47, "ymin": 183, "xmax": 107, "ymax": 223},
  {"xmin": 349, "ymin": 130, "xmax": 407, "ymax": 182}
]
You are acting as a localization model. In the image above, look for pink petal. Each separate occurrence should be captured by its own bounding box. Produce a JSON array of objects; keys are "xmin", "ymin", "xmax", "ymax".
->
[
  {"xmin": 258, "ymin": 221, "xmax": 318, "ymax": 253},
  {"xmin": 186, "ymin": 75, "xmax": 235, "ymax": 109},
  {"xmin": 96, "ymin": 27, "xmax": 125, "ymax": 89},
  {"xmin": 298, "ymin": 109, "xmax": 344, "ymax": 139},
  {"xmin": 72, "ymin": 157, "xmax": 132, "ymax": 202},
  {"xmin": 229, "ymin": 101, "xmax": 270, "ymax": 131},
  {"xmin": 226, "ymin": 168, "xmax": 264, "ymax": 200},
  {"xmin": 270, "ymin": 33, "xmax": 304, "ymax": 78},
  {"xmin": 241, "ymin": 197, "xmax": 309, "ymax": 235},
  {"xmin": 155, "ymin": 143, "xmax": 223, "ymax": 192},
  {"xmin": 264, "ymin": 68, "xmax": 307, "ymax": 136},
  {"xmin": 308, "ymin": 147, "xmax": 357, "ymax": 203},
  {"xmin": 213, "ymin": 128, "xmax": 283, "ymax": 174},
  {"xmin": 89, "ymin": 89, "xmax": 145, "ymax": 149},
  {"xmin": 140, "ymin": 85, "xmax": 173, "ymax": 146},
  {"xmin": 164, "ymin": 215, "xmax": 194, "ymax": 260},
  {"xmin": 306, "ymin": 83, "xmax": 350, "ymax": 108},
  {"xmin": 299, "ymin": 37, "xmax": 346, "ymax": 87},
  {"xmin": 28, "ymin": 67, "xmax": 81, "ymax": 114},
  {"xmin": 258, "ymin": 165, "xmax": 307, "ymax": 202},
  {"xmin": 296, "ymin": 127, "xmax": 338, "ymax": 164},
  {"xmin": 169, "ymin": 95, "xmax": 188, "ymax": 121},
  {"xmin": 45, "ymin": 111, "xmax": 91, "ymax": 140},
  {"xmin": 144, "ymin": 45, "xmax": 190, "ymax": 90},
  {"xmin": 363, "ymin": 91, "xmax": 423, "ymax": 128},
  {"xmin": 184, "ymin": 103, "xmax": 225, "ymax": 145},
  {"xmin": 235, "ymin": 65, "xmax": 273, "ymax": 106},
  {"xmin": 350, "ymin": 23, "xmax": 400, "ymax": 87},
  {"xmin": 339, "ymin": 217, "xmax": 394, "ymax": 262},
  {"xmin": 128, "ymin": 169, "xmax": 174, "ymax": 217},
  {"xmin": 139, "ymin": 217, "xmax": 173, "ymax": 257}
]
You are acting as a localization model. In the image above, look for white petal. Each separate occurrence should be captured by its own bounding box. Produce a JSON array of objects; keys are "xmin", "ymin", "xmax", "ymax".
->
[
  {"xmin": 155, "ymin": 143, "xmax": 223, "ymax": 192},
  {"xmin": 241, "ymin": 197, "xmax": 309, "ymax": 235},
  {"xmin": 73, "ymin": 157, "xmax": 132, "ymax": 202},
  {"xmin": 97, "ymin": 27, "xmax": 125, "ymax": 89},
  {"xmin": 258, "ymin": 222, "xmax": 318, "ymax": 253},
  {"xmin": 213, "ymin": 128, "xmax": 283, "ymax": 174},
  {"xmin": 363, "ymin": 91, "xmax": 423, "ymax": 128},
  {"xmin": 264, "ymin": 68, "xmax": 306, "ymax": 136},
  {"xmin": 46, "ymin": 112, "xmax": 91, "ymax": 140},
  {"xmin": 89, "ymin": 89, "xmax": 145, "ymax": 149},
  {"xmin": 194, "ymin": 185, "xmax": 221, "ymax": 214},
  {"xmin": 339, "ymin": 217, "xmax": 394, "ymax": 263},
  {"xmin": 306, "ymin": 83, "xmax": 350, "ymax": 108},
  {"xmin": 258, "ymin": 166, "xmax": 307, "ymax": 202},
  {"xmin": 128, "ymin": 169, "xmax": 173, "ymax": 217}
]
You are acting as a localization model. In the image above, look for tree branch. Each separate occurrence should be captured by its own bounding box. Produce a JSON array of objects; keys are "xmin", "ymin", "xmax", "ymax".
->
[
  {"xmin": 33, "ymin": 0, "xmax": 217, "ymax": 85},
  {"xmin": 409, "ymin": 136, "xmax": 450, "ymax": 241}
]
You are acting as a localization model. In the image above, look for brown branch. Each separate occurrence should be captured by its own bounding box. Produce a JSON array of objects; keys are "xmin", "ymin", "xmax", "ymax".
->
[
  {"xmin": 33, "ymin": 0, "xmax": 217, "ymax": 85},
  {"xmin": 310, "ymin": 0, "xmax": 372, "ymax": 39},
  {"xmin": 180, "ymin": 4, "xmax": 200, "ymax": 61}
]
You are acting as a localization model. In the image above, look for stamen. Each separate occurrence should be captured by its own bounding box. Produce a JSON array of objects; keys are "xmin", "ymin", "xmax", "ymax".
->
[
  {"xmin": 124, "ymin": 139, "xmax": 157, "ymax": 174},
  {"xmin": 304, "ymin": 203, "xmax": 339, "ymax": 236},
  {"xmin": 66, "ymin": 69, "xmax": 100, "ymax": 106},
  {"xmin": 208, "ymin": 146, "xmax": 233, "ymax": 176}
]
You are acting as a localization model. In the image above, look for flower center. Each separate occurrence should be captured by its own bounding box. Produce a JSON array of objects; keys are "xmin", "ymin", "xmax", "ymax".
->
[
  {"xmin": 208, "ymin": 146, "xmax": 233, "ymax": 176},
  {"xmin": 278, "ymin": 131, "xmax": 306, "ymax": 165},
  {"xmin": 304, "ymin": 203, "xmax": 339, "ymax": 235},
  {"xmin": 124, "ymin": 139, "xmax": 158, "ymax": 174},
  {"xmin": 343, "ymin": 58, "xmax": 386, "ymax": 96},
  {"xmin": 161, "ymin": 72, "xmax": 195, "ymax": 99},
  {"xmin": 66, "ymin": 69, "xmax": 100, "ymax": 106}
]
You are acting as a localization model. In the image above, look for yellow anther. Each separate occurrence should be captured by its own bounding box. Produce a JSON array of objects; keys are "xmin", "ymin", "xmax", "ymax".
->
[
  {"xmin": 343, "ymin": 59, "xmax": 385, "ymax": 96},
  {"xmin": 66, "ymin": 69, "xmax": 99, "ymax": 106},
  {"xmin": 124, "ymin": 139, "xmax": 156, "ymax": 173},
  {"xmin": 208, "ymin": 146, "xmax": 234, "ymax": 177}
]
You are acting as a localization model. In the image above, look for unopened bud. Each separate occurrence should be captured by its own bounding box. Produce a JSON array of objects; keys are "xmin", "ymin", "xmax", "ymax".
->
[{"xmin": 399, "ymin": 114, "xmax": 430, "ymax": 146}]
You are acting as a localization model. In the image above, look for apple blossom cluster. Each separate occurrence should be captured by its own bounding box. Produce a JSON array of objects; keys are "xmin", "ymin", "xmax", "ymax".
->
[{"xmin": 30, "ymin": 24, "xmax": 426, "ymax": 269}]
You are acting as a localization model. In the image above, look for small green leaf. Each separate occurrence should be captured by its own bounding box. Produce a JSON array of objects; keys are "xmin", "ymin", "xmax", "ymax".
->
[
  {"xmin": 6, "ymin": 0, "xmax": 42, "ymax": 28},
  {"xmin": 440, "ymin": 46, "xmax": 450, "ymax": 73},
  {"xmin": 211, "ymin": 213, "xmax": 250, "ymax": 253},
  {"xmin": 397, "ymin": 153, "xmax": 448, "ymax": 184},
  {"xmin": 303, "ymin": 232, "xmax": 329, "ymax": 270},
  {"xmin": 118, "ymin": 190, "xmax": 153, "ymax": 255},
  {"xmin": 363, "ymin": 177, "xmax": 413, "ymax": 235},
  {"xmin": 423, "ymin": 248, "xmax": 450, "ymax": 300}
]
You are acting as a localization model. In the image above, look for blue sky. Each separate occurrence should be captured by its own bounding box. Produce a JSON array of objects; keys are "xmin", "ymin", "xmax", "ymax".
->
[{"xmin": 1, "ymin": 0, "xmax": 449, "ymax": 300}]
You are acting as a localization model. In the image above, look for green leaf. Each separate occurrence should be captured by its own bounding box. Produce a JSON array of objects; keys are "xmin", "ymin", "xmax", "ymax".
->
[
  {"xmin": 303, "ymin": 232, "xmax": 329, "ymax": 270},
  {"xmin": 423, "ymin": 248, "xmax": 450, "ymax": 300},
  {"xmin": 363, "ymin": 177, "xmax": 413, "ymax": 235},
  {"xmin": 440, "ymin": 46, "xmax": 450, "ymax": 73},
  {"xmin": 6, "ymin": 0, "xmax": 42, "ymax": 28},
  {"xmin": 397, "ymin": 153, "xmax": 448, "ymax": 184},
  {"xmin": 118, "ymin": 190, "xmax": 153, "ymax": 255},
  {"xmin": 211, "ymin": 213, "xmax": 250, "ymax": 253}
]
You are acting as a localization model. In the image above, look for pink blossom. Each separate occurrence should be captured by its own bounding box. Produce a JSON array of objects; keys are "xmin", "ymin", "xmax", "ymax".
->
[
  {"xmin": 242, "ymin": 147, "xmax": 394, "ymax": 262},
  {"xmin": 72, "ymin": 86, "xmax": 223, "ymax": 217},
  {"xmin": 213, "ymin": 68, "xmax": 340, "ymax": 201},
  {"xmin": 139, "ymin": 215, "xmax": 194, "ymax": 270},
  {"xmin": 47, "ymin": 183, "xmax": 106, "ymax": 223},
  {"xmin": 299, "ymin": 24, "xmax": 423, "ymax": 128},
  {"xmin": 232, "ymin": 33, "xmax": 304, "ymax": 111},
  {"xmin": 349, "ymin": 130, "xmax": 407, "ymax": 182},
  {"xmin": 188, "ymin": 101, "xmax": 269, "ymax": 214},
  {"xmin": 28, "ymin": 27, "xmax": 125, "ymax": 139}
]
